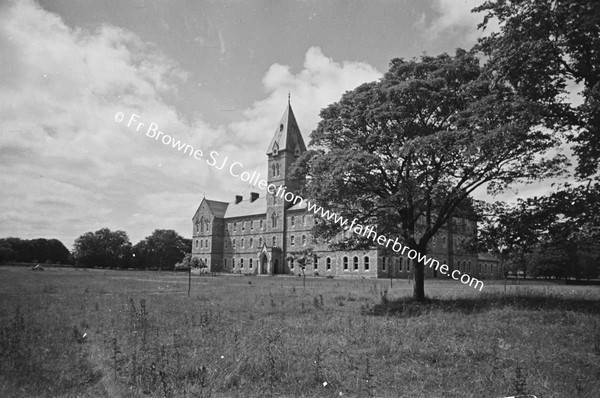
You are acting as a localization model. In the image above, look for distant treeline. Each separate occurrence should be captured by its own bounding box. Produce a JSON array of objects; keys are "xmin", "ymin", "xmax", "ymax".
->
[
  {"xmin": 0, "ymin": 229, "xmax": 192, "ymax": 270},
  {"xmin": 72, "ymin": 228, "xmax": 191, "ymax": 270},
  {"xmin": 0, "ymin": 238, "xmax": 72, "ymax": 264}
]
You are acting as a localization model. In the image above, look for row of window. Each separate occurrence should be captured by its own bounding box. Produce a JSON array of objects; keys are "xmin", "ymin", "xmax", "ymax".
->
[
  {"xmin": 229, "ymin": 219, "xmax": 264, "ymax": 233},
  {"xmin": 226, "ymin": 236, "xmax": 277, "ymax": 249},
  {"xmin": 225, "ymin": 257, "xmax": 261, "ymax": 269},
  {"xmin": 195, "ymin": 239, "xmax": 210, "ymax": 249},
  {"xmin": 226, "ymin": 214, "xmax": 310, "ymax": 233},
  {"xmin": 195, "ymin": 218, "xmax": 211, "ymax": 234},
  {"xmin": 381, "ymin": 257, "xmax": 410, "ymax": 272}
]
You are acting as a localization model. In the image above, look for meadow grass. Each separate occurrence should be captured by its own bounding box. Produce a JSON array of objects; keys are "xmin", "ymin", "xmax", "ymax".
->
[{"xmin": 1, "ymin": 266, "xmax": 599, "ymax": 397}]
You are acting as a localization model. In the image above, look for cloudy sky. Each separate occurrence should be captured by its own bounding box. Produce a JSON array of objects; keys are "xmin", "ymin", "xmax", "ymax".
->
[{"xmin": 0, "ymin": 0, "xmax": 558, "ymax": 248}]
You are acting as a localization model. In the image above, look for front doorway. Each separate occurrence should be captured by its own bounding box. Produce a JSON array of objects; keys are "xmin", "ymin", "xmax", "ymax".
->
[
  {"xmin": 273, "ymin": 259, "xmax": 280, "ymax": 274},
  {"xmin": 259, "ymin": 254, "xmax": 268, "ymax": 275}
]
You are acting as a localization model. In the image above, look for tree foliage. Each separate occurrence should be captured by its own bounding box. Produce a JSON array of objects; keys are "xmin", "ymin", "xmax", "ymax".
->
[
  {"xmin": 477, "ymin": 183, "xmax": 600, "ymax": 279},
  {"xmin": 475, "ymin": 0, "xmax": 600, "ymax": 177},
  {"xmin": 73, "ymin": 228, "xmax": 132, "ymax": 268},
  {"xmin": 133, "ymin": 229, "xmax": 190, "ymax": 270},
  {"xmin": 293, "ymin": 50, "xmax": 565, "ymax": 300},
  {"xmin": 0, "ymin": 237, "xmax": 71, "ymax": 264}
]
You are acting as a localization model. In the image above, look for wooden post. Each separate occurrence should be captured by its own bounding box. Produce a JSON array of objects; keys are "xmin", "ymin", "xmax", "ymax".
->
[{"xmin": 188, "ymin": 266, "xmax": 191, "ymax": 296}]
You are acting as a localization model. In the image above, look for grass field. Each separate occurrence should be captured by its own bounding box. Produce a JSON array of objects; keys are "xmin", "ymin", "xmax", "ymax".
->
[{"xmin": 1, "ymin": 266, "xmax": 599, "ymax": 397}]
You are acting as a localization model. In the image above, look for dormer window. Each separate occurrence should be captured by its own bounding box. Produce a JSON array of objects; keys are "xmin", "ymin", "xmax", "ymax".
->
[{"xmin": 272, "ymin": 143, "xmax": 279, "ymax": 156}]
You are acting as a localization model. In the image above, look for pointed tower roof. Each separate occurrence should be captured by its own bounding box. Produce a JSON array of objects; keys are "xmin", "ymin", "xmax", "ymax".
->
[{"xmin": 266, "ymin": 101, "xmax": 307, "ymax": 155}]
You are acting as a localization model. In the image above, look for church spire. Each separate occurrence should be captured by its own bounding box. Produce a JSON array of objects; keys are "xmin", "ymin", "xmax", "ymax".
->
[{"xmin": 266, "ymin": 99, "xmax": 307, "ymax": 156}]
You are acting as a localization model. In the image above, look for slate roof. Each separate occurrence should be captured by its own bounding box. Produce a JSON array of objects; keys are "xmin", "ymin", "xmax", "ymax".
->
[
  {"xmin": 266, "ymin": 103, "xmax": 307, "ymax": 155},
  {"xmin": 204, "ymin": 199, "xmax": 228, "ymax": 218},
  {"xmin": 223, "ymin": 196, "xmax": 267, "ymax": 218}
]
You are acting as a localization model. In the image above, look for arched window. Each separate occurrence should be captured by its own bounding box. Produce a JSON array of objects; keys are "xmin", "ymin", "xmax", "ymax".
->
[
  {"xmin": 232, "ymin": 239, "xmax": 236, "ymax": 249},
  {"xmin": 249, "ymin": 258, "xmax": 253, "ymax": 268},
  {"xmin": 233, "ymin": 222, "xmax": 237, "ymax": 232},
  {"xmin": 353, "ymin": 256, "xmax": 359, "ymax": 270},
  {"xmin": 271, "ymin": 163, "xmax": 276, "ymax": 176},
  {"xmin": 242, "ymin": 221, "xmax": 245, "ymax": 231},
  {"xmin": 240, "ymin": 258, "xmax": 244, "ymax": 269},
  {"xmin": 364, "ymin": 256, "xmax": 370, "ymax": 270},
  {"xmin": 260, "ymin": 219, "xmax": 264, "ymax": 229},
  {"xmin": 272, "ymin": 236, "xmax": 277, "ymax": 246},
  {"xmin": 313, "ymin": 255, "xmax": 318, "ymax": 270},
  {"xmin": 259, "ymin": 237, "xmax": 263, "ymax": 247},
  {"xmin": 200, "ymin": 240, "xmax": 203, "ymax": 248},
  {"xmin": 302, "ymin": 215, "xmax": 306, "ymax": 225},
  {"xmin": 291, "ymin": 216, "xmax": 295, "ymax": 227},
  {"xmin": 195, "ymin": 240, "xmax": 198, "ymax": 249},
  {"xmin": 326, "ymin": 257, "xmax": 331, "ymax": 270},
  {"xmin": 200, "ymin": 217, "xmax": 204, "ymax": 233},
  {"xmin": 206, "ymin": 239, "xmax": 209, "ymax": 249},
  {"xmin": 241, "ymin": 238, "xmax": 244, "ymax": 248},
  {"xmin": 249, "ymin": 238, "xmax": 253, "ymax": 247},
  {"xmin": 399, "ymin": 258, "xmax": 403, "ymax": 271},
  {"xmin": 271, "ymin": 212, "xmax": 278, "ymax": 228},
  {"xmin": 232, "ymin": 258, "xmax": 235, "ymax": 268},
  {"xmin": 301, "ymin": 235, "xmax": 306, "ymax": 246},
  {"xmin": 288, "ymin": 258, "xmax": 294, "ymax": 270},
  {"xmin": 290, "ymin": 235, "xmax": 295, "ymax": 246},
  {"xmin": 275, "ymin": 162, "xmax": 280, "ymax": 176},
  {"xmin": 343, "ymin": 257, "xmax": 348, "ymax": 270}
]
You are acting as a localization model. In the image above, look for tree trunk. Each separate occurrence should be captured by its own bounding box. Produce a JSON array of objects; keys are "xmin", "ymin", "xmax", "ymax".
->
[{"xmin": 413, "ymin": 258, "xmax": 425, "ymax": 302}]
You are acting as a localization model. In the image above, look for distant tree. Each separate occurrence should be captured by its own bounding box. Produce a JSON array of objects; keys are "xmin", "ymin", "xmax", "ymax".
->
[
  {"xmin": 293, "ymin": 50, "xmax": 565, "ymax": 301},
  {"xmin": 0, "ymin": 240, "xmax": 15, "ymax": 262},
  {"xmin": 0, "ymin": 237, "xmax": 71, "ymax": 264},
  {"xmin": 73, "ymin": 229, "xmax": 132, "ymax": 268},
  {"xmin": 477, "ymin": 187, "xmax": 600, "ymax": 279},
  {"xmin": 134, "ymin": 230, "xmax": 189, "ymax": 270}
]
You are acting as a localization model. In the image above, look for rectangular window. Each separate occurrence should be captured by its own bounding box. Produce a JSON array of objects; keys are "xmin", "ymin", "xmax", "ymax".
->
[
  {"xmin": 326, "ymin": 257, "xmax": 331, "ymax": 270},
  {"xmin": 343, "ymin": 257, "xmax": 348, "ymax": 270},
  {"xmin": 364, "ymin": 256, "xmax": 369, "ymax": 270}
]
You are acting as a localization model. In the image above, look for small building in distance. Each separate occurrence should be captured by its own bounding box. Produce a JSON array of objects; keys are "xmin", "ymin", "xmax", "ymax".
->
[{"xmin": 192, "ymin": 101, "xmax": 479, "ymax": 279}]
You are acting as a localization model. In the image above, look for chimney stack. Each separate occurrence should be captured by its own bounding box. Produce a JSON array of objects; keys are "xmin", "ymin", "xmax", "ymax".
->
[
  {"xmin": 250, "ymin": 192, "xmax": 259, "ymax": 202},
  {"xmin": 235, "ymin": 195, "xmax": 243, "ymax": 204}
]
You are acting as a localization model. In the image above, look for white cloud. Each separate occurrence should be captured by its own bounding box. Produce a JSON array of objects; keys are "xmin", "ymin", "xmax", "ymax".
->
[
  {"xmin": 425, "ymin": 0, "xmax": 493, "ymax": 45},
  {"xmin": 0, "ymin": 2, "xmax": 381, "ymax": 248},
  {"xmin": 229, "ymin": 47, "xmax": 381, "ymax": 172},
  {"xmin": 0, "ymin": 0, "xmax": 221, "ymax": 246}
]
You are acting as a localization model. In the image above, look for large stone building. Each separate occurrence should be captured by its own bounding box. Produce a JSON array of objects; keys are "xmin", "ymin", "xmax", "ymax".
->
[{"xmin": 192, "ymin": 102, "xmax": 479, "ymax": 278}]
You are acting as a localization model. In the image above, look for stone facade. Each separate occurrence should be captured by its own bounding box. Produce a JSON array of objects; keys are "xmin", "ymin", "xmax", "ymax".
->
[{"xmin": 192, "ymin": 102, "xmax": 478, "ymax": 278}]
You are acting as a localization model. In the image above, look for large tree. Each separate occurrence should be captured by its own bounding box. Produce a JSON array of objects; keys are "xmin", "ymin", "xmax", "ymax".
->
[
  {"xmin": 475, "ymin": 0, "xmax": 600, "ymax": 177},
  {"xmin": 133, "ymin": 229, "xmax": 190, "ymax": 270},
  {"xmin": 473, "ymin": 0, "xmax": 600, "ymax": 261},
  {"xmin": 73, "ymin": 228, "xmax": 132, "ymax": 268},
  {"xmin": 294, "ymin": 50, "xmax": 564, "ymax": 301}
]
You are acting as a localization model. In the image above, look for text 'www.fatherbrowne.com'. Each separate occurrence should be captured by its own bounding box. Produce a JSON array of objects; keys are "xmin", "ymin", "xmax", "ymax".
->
[{"xmin": 114, "ymin": 111, "xmax": 484, "ymax": 291}]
